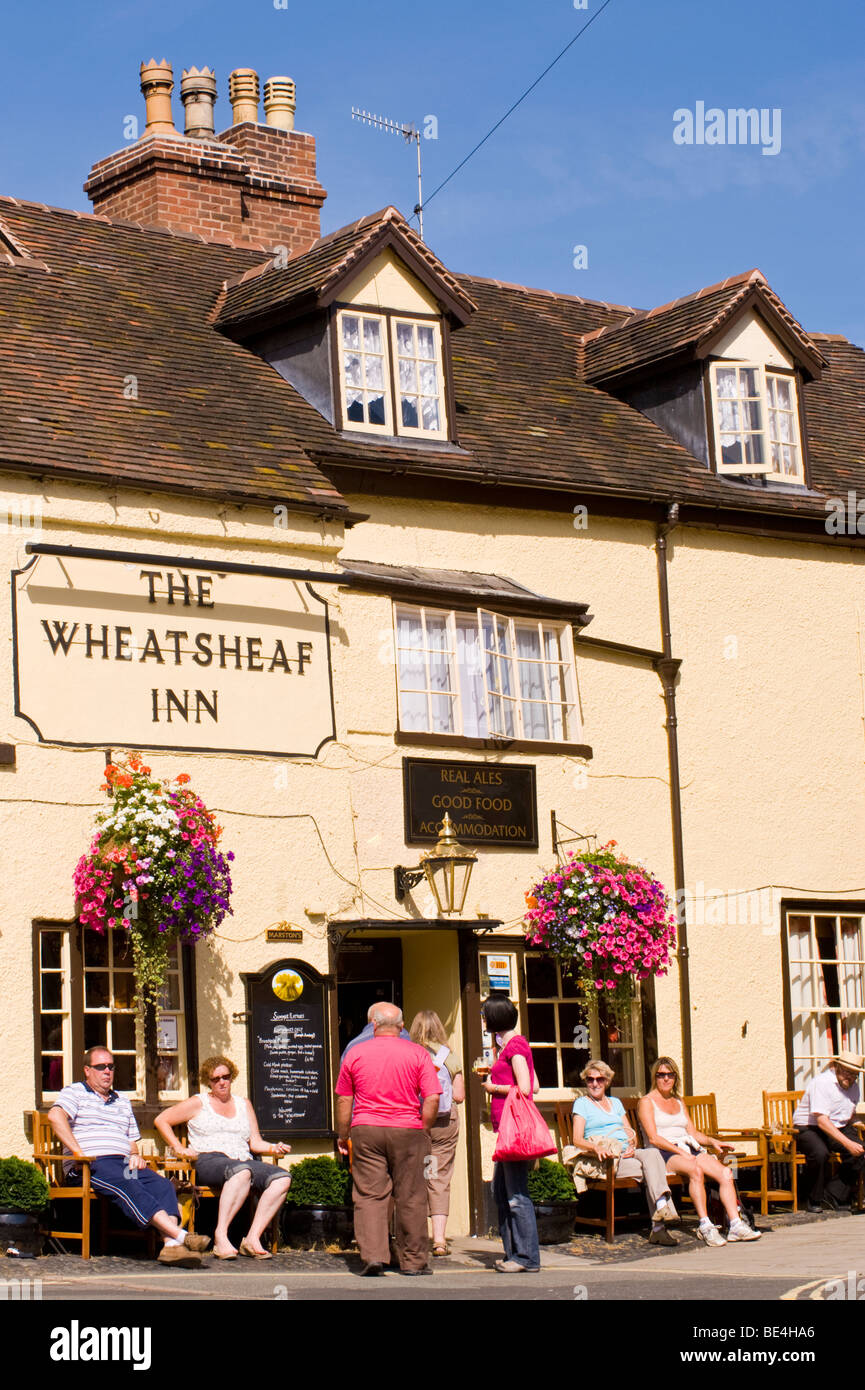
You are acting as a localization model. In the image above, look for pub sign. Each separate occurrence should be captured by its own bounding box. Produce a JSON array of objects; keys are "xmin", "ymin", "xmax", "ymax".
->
[{"xmin": 403, "ymin": 757, "xmax": 538, "ymax": 848}]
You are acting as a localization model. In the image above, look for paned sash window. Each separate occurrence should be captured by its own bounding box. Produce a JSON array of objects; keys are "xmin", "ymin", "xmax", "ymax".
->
[
  {"xmin": 395, "ymin": 605, "xmax": 577, "ymax": 742},
  {"xmin": 710, "ymin": 362, "xmax": 803, "ymax": 483}
]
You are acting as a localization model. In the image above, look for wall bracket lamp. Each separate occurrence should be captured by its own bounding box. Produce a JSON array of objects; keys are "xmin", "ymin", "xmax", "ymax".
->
[{"xmin": 394, "ymin": 813, "xmax": 478, "ymax": 916}]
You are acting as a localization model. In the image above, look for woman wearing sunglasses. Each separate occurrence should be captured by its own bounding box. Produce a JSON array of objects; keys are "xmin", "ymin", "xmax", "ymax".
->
[
  {"xmin": 156, "ymin": 1055, "xmax": 291, "ymax": 1259},
  {"xmin": 638, "ymin": 1056, "xmax": 760, "ymax": 1246},
  {"xmin": 572, "ymin": 1059, "xmax": 678, "ymax": 1244}
]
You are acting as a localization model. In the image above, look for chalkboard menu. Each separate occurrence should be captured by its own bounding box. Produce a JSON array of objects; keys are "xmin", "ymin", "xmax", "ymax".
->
[
  {"xmin": 240, "ymin": 959, "xmax": 331, "ymax": 1139},
  {"xmin": 403, "ymin": 757, "xmax": 538, "ymax": 848}
]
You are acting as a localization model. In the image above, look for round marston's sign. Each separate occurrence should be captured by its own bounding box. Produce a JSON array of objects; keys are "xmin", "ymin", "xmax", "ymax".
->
[{"xmin": 12, "ymin": 552, "xmax": 336, "ymax": 757}]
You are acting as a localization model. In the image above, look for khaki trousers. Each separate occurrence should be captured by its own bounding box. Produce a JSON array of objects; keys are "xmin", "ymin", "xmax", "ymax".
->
[
  {"xmin": 615, "ymin": 1147, "xmax": 672, "ymax": 1213},
  {"xmin": 351, "ymin": 1125, "xmax": 431, "ymax": 1271}
]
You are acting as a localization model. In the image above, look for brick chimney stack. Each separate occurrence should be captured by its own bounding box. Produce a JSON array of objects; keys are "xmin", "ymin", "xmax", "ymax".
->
[{"xmin": 84, "ymin": 62, "xmax": 326, "ymax": 251}]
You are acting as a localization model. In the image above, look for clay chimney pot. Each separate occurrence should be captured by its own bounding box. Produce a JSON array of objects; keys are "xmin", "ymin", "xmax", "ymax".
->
[
  {"xmin": 228, "ymin": 68, "xmax": 260, "ymax": 125},
  {"xmin": 181, "ymin": 66, "xmax": 218, "ymax": 139},
  {"xmin": 140, "ymin": 59, "xmax": 176, "ymax": 135},
  {"xmin": 263, "ymin": 76, "xmax": 296, "ymax": 131}
]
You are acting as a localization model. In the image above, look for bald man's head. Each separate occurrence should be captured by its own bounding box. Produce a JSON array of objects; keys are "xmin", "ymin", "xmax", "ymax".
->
[{"xmin": 370, "ymin": 1002, "xmax": 404, "ymax": 1033}]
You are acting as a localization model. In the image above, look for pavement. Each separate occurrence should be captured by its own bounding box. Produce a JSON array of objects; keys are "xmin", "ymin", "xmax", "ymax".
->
[{"xmin": 6, "ymin": 1208, "xmax": 865, "ymax": 1303}]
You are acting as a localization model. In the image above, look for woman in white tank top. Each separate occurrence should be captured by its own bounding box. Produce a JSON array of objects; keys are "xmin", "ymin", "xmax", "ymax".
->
[
  {"xmin": 156, "ymin": 1055, "xmax": 292, "ymax": 1259},
  {"xmin": 638, "ymin": 1056, "xmax": 761, "ymax": 1247}
]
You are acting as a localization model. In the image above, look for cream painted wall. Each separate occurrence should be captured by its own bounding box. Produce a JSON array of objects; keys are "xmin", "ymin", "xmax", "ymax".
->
[
  {"xmin": 711, "ymin": 308, "xmax": 794, "ymax": 368},
  {"xmin": 5, "ymin": 469, "xmax": 865, "ymax": 1225},
  {"xmin": 341, "ymin": 248, "xmax": 439, "ymax": 314}
]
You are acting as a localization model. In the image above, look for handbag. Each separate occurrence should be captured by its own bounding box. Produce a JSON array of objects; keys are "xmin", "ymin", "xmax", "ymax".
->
[{"xmin": 493, "ymin": 1087, "xmax": 557, "ymax": 1162}]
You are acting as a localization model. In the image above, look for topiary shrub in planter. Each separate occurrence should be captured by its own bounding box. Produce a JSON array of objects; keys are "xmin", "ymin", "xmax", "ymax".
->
[
  {"xmin": 282, "ymin": 1156, "xmax": 354, "ymax": 1250},
  {"xmin": 0, "ymin": 1157, "xmax": 50, "ymax": 1258},
  {"xmin": 527, "ymin": 1159, "xmax": 576, "ymax": 1245}
]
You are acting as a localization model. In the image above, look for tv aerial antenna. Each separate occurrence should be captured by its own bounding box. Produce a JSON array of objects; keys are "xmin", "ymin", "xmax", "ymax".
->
[{"xmin": 351, "ymin": 107, "xmax": 424, "ymax": 240}]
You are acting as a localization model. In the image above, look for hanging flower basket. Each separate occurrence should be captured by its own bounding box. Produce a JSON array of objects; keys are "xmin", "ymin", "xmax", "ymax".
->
[
  {"xmin": 523, "ymin": 841, "xmax": 676, "ymax": 1011},
  {"xmin": 73, "ymin": 753, "xmax": 233, "ymax": 1009}
]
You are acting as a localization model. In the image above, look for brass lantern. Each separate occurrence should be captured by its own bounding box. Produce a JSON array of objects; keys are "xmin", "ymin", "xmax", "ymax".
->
[{"xmin": 394, "ymin": 814, "xmax": 478, "ymax": 916}]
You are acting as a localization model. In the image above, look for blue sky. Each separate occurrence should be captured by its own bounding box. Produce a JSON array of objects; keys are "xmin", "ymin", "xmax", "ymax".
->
[{"xmin": 2, "ymin": 0, "xmax": 863, "ymax": 343}]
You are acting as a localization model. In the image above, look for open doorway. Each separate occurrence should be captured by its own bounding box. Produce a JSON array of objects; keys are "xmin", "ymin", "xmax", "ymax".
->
[{"xmin": 336, "ymin": 938, "xmax": 403, "ymax": 1054}]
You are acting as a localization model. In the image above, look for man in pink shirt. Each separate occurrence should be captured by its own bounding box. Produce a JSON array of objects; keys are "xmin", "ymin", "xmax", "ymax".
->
[{"xmin": 336, "ymin": 1001, "xmax": 441, "ymax": 1275}]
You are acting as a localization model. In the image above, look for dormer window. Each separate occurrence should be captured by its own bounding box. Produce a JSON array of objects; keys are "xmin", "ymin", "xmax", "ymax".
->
[
  {"xmin": 393, "ymin": 320, "xmax": 444, "ymax": 436},
  {"xmin": 340, "ymin": 312, "xmax": 389, "ymax": 429},
  {"xmin": 337, "ymin": 309, "xmax": 448, "ymax": 440},
  {"xmin": 710, "ymin": 362, "xmax": 803, "ymax": 484}
]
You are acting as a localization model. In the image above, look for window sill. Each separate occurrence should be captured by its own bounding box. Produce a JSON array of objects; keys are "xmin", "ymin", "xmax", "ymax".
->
[
  {"xmin": 337, "ymin": 429, "xmax": 471, "ymax": 455},
  {"xmin": 394, "ymin": 730, "xmax": 593, "ymax": 758}
]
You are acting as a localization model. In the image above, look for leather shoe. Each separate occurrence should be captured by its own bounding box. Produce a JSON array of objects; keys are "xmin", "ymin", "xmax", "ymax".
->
[
  {"xmin": 822, "ymin": 1194, "xmax": 852, "ymax": 1213},
  {"xmin": 158, "ymin": 1245, "xmax": 201, "ymax": 1268},
  {"xmin": 359, "ymin": 1261, "xmax": 384, "ymax": 1276},
  {"xmin": 399, "ymin": 1266, "xmax": 433, "ymax": 1275},
  {"xmin": 806, "ymin": 1203, "xmax": 823, "ymax": 1214},
  {"xmin": 649, "ymin": 1226, "xmax": 678, "ymax": 1246},
  {"xmin": 184, "ymin": 1232, "xmax": 211, "ymax": 1253}
]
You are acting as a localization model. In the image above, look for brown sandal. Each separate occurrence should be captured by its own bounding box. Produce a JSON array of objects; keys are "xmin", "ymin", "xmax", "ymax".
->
[{"xmin": 432, "ymin": 1243, "xmax": 449, "ymax": 1257}]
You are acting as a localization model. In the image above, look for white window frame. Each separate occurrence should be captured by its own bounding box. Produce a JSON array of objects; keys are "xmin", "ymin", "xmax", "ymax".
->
[
  {"xmin": 389, "ymin": 317, "xmax": 448, "ymax": 441},
  {"xmin": 394, "ymin": 604, "xmax": 579, "ymax": 743},
  {"xmin": 336, "ymin": 309, "xmax": 393, "ymax": 435},
  {"xmin": 523, "ymin": 952, "xmax": 645, "ymax": 1095},
  {"xmin": 785, "ymin": 909, "xmax": 865, "ymax": 1088},
  {"xmin": 38, "ymin": 926, "xmax": 72, "ymax": 1103},
  {"xmin": 709, "ymin": 361, "xmax": 804, "ymax": 484},
  {"xmin": 336, "ymin": 308, "xmax": 449, "ymax": 440}
]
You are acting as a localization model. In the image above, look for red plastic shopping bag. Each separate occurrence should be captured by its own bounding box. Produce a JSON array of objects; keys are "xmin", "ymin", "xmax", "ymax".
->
[{"xmin": 493, "ymin": 1087, "xmax": 557, "ymax": 1162}]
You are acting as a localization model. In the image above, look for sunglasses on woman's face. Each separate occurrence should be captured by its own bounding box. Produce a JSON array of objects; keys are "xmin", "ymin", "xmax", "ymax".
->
[
  {"xmin": 211, "ymin": 1074, "xmax": 231, "ymax": 1083},
  {"xmin": 586, "ymin": 1076, "xmax": 606, "ymax": 1085},
  {"xmin": 656, "ymin": 1071, "xmax": 676, "ymax": 1080}
]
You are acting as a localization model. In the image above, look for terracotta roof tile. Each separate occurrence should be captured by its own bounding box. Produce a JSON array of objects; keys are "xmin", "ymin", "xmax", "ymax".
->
[
  {"xmin": 581, "ymin": 269, "xmax": 826, "ymax": 383},
  {"xmin": 0, "ymin": 196, "xmax": 347, "ymax": 514},
  {"xmin": 215, "ymin": 206, "xmax": 476, "ymax": 331},
  {"xmin": 0, "ymin": 195, "xmax": 860, "ymax": 531}
]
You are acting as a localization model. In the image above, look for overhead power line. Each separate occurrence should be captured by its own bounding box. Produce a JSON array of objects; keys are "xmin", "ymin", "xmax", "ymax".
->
[{"xmin": 415, "ymin": 0, "xmax": 617, "ymax": 223}]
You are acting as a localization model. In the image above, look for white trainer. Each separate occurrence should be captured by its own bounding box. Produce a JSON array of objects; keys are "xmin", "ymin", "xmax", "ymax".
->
[
  {"xmin": 695, "ymin": 1221, "xmax": 726, "ymax": 1247},
  {"xmin": 726, "ymin": 1219, "xmax": 761, "ymax": 1241}
]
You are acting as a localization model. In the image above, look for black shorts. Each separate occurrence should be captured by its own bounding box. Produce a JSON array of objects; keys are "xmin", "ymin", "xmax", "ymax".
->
[{"xmin": 193, "ymin": 1153, "xmax": 290, "ymax": 1193}]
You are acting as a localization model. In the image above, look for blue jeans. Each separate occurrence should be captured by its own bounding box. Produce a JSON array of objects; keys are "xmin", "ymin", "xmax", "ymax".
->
[{"xmin": 492, "ymin": 1160, "xmax": 540, "ymax": 1269}]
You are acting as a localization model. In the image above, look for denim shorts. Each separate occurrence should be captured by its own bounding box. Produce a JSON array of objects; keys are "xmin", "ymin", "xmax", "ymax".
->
[{"xmin": 194, "ymin": 1153, "xmax": 289, "ymax": 1193}]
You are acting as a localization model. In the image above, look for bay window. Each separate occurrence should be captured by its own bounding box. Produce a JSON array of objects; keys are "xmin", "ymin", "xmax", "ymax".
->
[{"xmin": 395, "ymin": 605, "xmax": 577, "ymax": 742}]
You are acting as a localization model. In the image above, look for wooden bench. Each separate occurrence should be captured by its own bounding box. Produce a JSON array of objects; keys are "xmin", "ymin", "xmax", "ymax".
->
[
  {"xmin": 31, "ymin": 1111, "xmax": 157, "ymax": 1260},
  {"xmin": 763, "ymin": 1088, "xmax": 865, "ymax": 1212},
  {"xmin": 555, "ymin": 1096, "xmax": 686, "ymax": 1244},
  {"xmin": 761, "ymin": 1090, "xmax": 806, "ymax": 1212},
  {"xmin": 683, "ymin": 1093, "xmax": 769, "ymax": 1213},
  {"xmin": 156, "ymin": 1124, "xmax": 282, "ymax": 1253}
]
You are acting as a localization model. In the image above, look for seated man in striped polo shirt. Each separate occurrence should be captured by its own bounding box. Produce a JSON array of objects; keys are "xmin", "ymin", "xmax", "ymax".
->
[{"xmin": 48, "ymin": 1046, "xmax": 209, "ymax": 1266}]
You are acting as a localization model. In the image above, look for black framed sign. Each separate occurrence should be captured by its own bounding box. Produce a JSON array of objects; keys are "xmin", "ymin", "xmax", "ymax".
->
[
  {"xmin": 402, "ymin": 757, "xmax": 538, "ymax": 848},
  {"xmin": 240, "ymin": 958, "xmax": 331, "ymax": 1139}
]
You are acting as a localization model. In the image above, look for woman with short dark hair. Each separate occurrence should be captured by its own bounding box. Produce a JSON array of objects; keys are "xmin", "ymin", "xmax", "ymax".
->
[{"xmin": 479, "ymin": 996, "xmax": 540, "ymax": 1274}]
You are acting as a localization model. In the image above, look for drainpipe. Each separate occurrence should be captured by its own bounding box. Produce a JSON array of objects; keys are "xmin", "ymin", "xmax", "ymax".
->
[{"xmin": 653, "ymin": 503, "xmax": 693, "ymax": 1093}]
